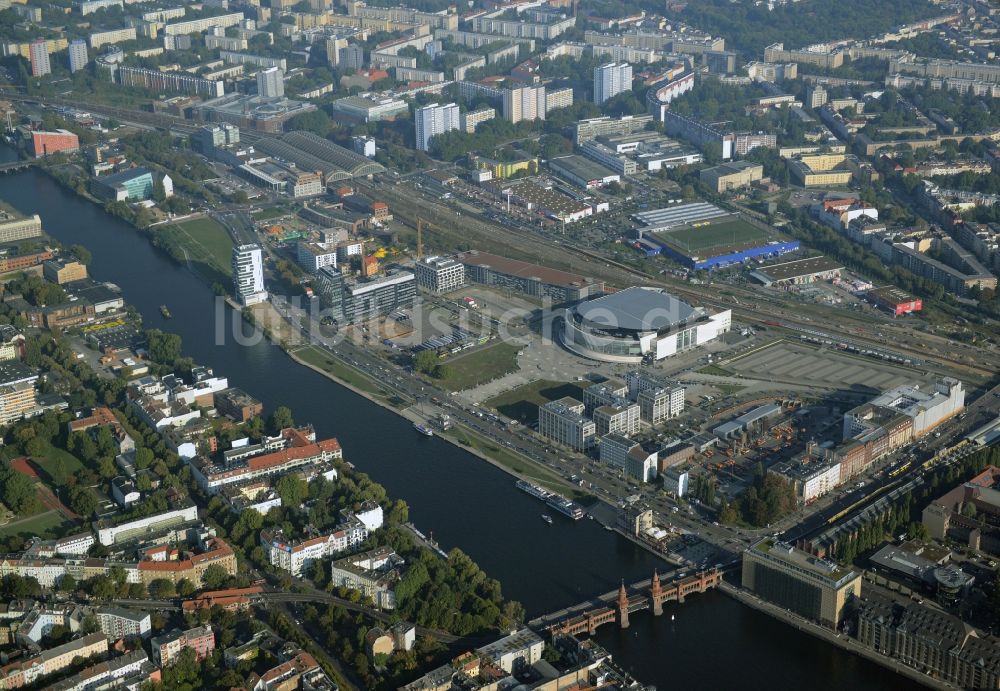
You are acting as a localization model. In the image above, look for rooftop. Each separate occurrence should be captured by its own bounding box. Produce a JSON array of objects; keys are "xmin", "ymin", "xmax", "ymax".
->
[
  {"xmin": 455, "ymin": 250, "xmax": 597, "ymax": 289},
  {"xmin": 753, "ymin": 255, "xmax": 843, "ymax": 282},
  {"xmin": 575, "ymin": 287, "xmax": 699, "ymax": 333}
]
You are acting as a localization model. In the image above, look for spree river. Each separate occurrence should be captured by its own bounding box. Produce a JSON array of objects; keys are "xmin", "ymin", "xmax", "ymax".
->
[{"xmin": 0, "ymin": 158, "xmax": 913, "ymax": 689}]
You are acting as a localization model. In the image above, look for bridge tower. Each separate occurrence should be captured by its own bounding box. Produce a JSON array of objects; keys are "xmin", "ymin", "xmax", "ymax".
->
[
  {"xmin": 617, "ymin": 581, "xmax": 630, "ymax": 629},
  {"xmin": 650, "ymin": 570, "xmax": 663, "ymax": 616}
]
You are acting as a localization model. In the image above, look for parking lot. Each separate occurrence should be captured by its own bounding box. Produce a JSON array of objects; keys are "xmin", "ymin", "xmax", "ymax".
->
[{"xmin": 726, "ymin": 340, "xmax": 935, "ymax": 391}]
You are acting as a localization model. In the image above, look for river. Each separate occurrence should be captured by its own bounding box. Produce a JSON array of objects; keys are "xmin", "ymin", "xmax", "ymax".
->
[{"xmin": 0, "ymin": 157, "xmax": 913, "ymax": 690}]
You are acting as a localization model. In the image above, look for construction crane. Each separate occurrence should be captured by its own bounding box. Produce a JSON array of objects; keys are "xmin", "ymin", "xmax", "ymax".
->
[{"xmin": 416, "ymin": 217, "xmax": 437, "ymax": 260}]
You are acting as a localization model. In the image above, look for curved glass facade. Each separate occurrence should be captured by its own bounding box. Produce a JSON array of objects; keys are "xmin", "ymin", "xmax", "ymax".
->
[{"xmin": 562, "ymin": 316, "xmax": 643, "ymax": 360}]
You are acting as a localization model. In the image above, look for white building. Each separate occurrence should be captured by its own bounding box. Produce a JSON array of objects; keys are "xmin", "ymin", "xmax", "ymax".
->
[
  {"xmin": 97, "ymin": 607, "xmax": 151, "ymax": 639},
  {"xmin": 232, "ymin": 244, "xmax": 267, "ymax": 306},
  {"xmin": 538, "ymin": 397, "xmax": 595, "ymax": 451},
  {"xmin": 256, "ymin": 66, "xmax": 284, "ymax": 98},
  {"xmin": 413, "ymin": 255, "xmax": 466, "ymax": 293},
  {"xmin": 296, "ymin": 242, "xmax": 339, "ymax": 273},
  {"xmin": 68, "ymin": 40, "xmax": 88, "ymax": 73},
  {"xmin": 594, "ymin": 62, "xmax": 632, "ymax": 104},
  {"xmin": 844, "ymin": 378, "xmax": 965, "ymax": 440},
  {"xmin": 662, "ymin": 468, "xmax": 688, "ymax": 497},
  {"xmin": 329, "ymin": 547, "xmax": 403, "ymax": 610},
  {"xmin": 638, "ymin": 385, "xmax": 685, "ymax": 424},
  {"xmin": 95, "ymin": 504, "xmax": 199, "ymax": 546},
  {"xmin": 625, "ymin": 445, "xmax": 658, "ymax": 483},
  {"xmin": 593, "ymin": 402, "xmax": 640, "ymax": 437},
  {"xmin": 476, "ymin": 629, "xmax": 544, "ymax": 674},
  {"xmin": 414, "ymin": 102, "xmax": 460, "ymax": 152}
]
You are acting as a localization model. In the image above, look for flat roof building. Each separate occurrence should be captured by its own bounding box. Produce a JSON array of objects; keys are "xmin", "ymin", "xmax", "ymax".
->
[
  {"xmin": 742, "ymin": 538, "xmax": 861, "ymax": 628},
  {"xmin": 414, "ymin": 255, "xmax": 466, "ymax": 294},
  {"xmin": 538, "ymin": 397, "xmax": 595, "ymax": 451},
  {"xmin": 749, "ymin": 255, "xmax": 843, "ymax": 286},
  {"xmin": 456, "ymin": 250, "xmax": 603, "ymax": 303}
]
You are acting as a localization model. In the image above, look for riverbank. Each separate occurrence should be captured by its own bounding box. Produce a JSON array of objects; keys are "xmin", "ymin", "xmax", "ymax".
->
[{"xmin": 719, "ymin": 582, "xmax": 948, "ymax": 690}]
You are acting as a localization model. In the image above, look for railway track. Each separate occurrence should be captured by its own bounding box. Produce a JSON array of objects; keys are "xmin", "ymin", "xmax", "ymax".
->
[{"xmin": 367, "ymin": 180, "xmax": 995, "ymax": 379}]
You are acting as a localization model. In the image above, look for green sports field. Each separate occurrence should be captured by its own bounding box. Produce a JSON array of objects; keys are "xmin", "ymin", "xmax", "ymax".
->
[{"xmin": 660, "ymin": 218, "xmax": 771, "ymax": 255}]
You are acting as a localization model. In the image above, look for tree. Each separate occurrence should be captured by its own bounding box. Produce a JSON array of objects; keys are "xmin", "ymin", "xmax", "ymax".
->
[
  {"xmin": 201, "ymin": 564, "xmax": 231, "ymax": 590},
  {"xmin": 0, "ymin": 470, "xmax": 39, "ymax": 515},
  {"xmin": 149, "ymin": 578, "xmax": 177, "ymax": 598},
  {"xmin": 413, "ymin": 350, "xmax": 439, "ymax": 374},
  {"xmin": 58, "ymin": 574, "xmax": 76, "ymax": 592},
  {"xmin": 68, "ymin": 486, "xmax": 97, "ymax": 517},
  {"xmin": 268, "ymin": 405, "xmax": 294, "ymax": 433},
  {"xmin": 176, "ymin": 578, "xmax": 196, "ymax": 597},
  {"xmin": 69, "ymin": 244, "xmax": 92, "ymax": 265},
  {"xmin": 145, "ymin": 329, "xmax": 183, "ymax": 365},
  {"xmin": 275, "ymin": 474, "xmax": 308, "ymax": 508}
]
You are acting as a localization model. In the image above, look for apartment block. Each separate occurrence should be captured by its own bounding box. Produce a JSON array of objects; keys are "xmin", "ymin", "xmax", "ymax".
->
[{"xmin": 151, "ymin": 626, "xmax": 215, "ymax": 667}]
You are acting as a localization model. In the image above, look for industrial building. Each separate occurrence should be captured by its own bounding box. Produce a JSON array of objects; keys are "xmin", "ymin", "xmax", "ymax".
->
[
  {"xmin": 865, "ymin": 286, "xmax": 922, "ymax": 316},
  {"xmin": 253, "ymin": 131, "xmax": 384, "ymax": 182},
  {"xmin": 632, "ymin": 203, "xmax": 729, "ymax": 231},
  {"xmin": 192, "ymin": 93, "xmax": 317, "ymax": 133},
  {"xmin": 455, "ymin": 250, "xmax": 603, "ymax": 303},
  {"xmin": 548, "ymin": 155, "xmax": 620, "ymax": 189},
  {"xmin": 561, "ymin": 287, "xmax": 731, "ymax": 364},
  {"xmin": 844, "ymin": 378, "xmax": 965, "ymax": 442},
  {"xmin": 742, "ymin": 538, "xmax": 862, "ymax": 628},
  {"xmin": 749, "ymin": 256, "xmax": 844, "ymax": 286},
  {"xmin": 713, "ymin": 403, "xmax": 782, "ymax": 440}
]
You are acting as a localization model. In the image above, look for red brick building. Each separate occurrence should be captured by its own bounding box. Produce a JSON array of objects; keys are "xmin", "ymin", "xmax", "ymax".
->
[{"xmin": 30, "ymin": 130, "xmax": 80, "ymax": 158}]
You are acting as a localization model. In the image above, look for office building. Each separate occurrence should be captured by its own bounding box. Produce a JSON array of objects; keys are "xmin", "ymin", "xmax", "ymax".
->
[
  {"xmin": 296, "ymin": 242, "xmax": 339, "ymax": 273},
  {"xmin": 414, "ymin": 102, "xmax": 459, "ymax": 152},
  {"xmin": 257, "ymin": 66, "xmax": 284, "ymax": 98},
  {"xmin": 68, "ymin": 40, "xmax": 88, "ymax": 73},
  {"xmin": 638, "ymin": 385, "xmax": 685, "ymax": 424},
  {"xmin": 476, "ymin": 629, "xmax": 544, "ymax": 674},
  {"xmin": 0, "ymin": 213, "xmax": 42, "ymax": 243},
  {"xmin": 593, "ymin": 401, "xmax": 640, "ymax": 437},
  {"xmin": 856, "ymin": 593, "xmax": 1000, "ymax": 688},
  {"xmin": 594, "ymin": 62, "xmax": 632, "ymax": 104},
  {"xmin": 151, "ymin": 626, "xmax": 215, "ymax": 667},
  {"xmin": 844, "ymin": 378, "xmax": 965, "ymax": 442},
  {"xmin": 29, "ymin": 39, "xmax": 50, "ymax": 77},
  {"xmin": 316, "ymin": 267, "xmax": 416, "ymax": 324},
  {"xmin": 538, "ymin": 397, "xmax": 596, "ymax": 451},
  {"xmin": 456, "ymin": 250, "xmax": 603, "ymax": 303},
  {"xmin": 662, "ymin": 468, "xmax": 689, "ymax": 497},
  {"xmin": 190, "ymin": 124, "xmax": 240, "ymax": 156},
  {"xmin": 414, "ymin": 255, "xmax": 466, "ymax": 294},
  {"xmin": 331, "ymin": 94, "xmax": 409, "ymax": 123},
  {"xmin": 90, "ymin": 167, "xmax": 155, "ymax": 202},
  {"xmin": 232, "ymin": 244, "xmax": 267, "ymax": 306},
  {"xmin": 742, "ymin": 538, "xmax": 861, "ymax": 628}
]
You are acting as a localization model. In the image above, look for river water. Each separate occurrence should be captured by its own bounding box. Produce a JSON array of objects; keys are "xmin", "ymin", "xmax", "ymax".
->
[{"xmin": 0, "ymin": 156, "xmax": 913, "ymax": 689}]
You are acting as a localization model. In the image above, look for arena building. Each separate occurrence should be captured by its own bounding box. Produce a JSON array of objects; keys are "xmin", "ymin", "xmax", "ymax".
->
[{"xmin": 561, "ymin": 287, "xmax": 731, "ymax": 363}]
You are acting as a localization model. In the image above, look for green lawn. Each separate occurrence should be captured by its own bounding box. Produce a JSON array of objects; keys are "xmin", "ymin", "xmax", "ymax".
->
[
  {"xmin": 252, "ymin": 207, "xmax": 290, "ymax": 221},
  {"xmin": 437, "ymin": 342, "xmax": 523, "ymax": 391},
  {"xmin": 485, "ymin": 379, "xmax": 584, "ymax": 423},
  {"xmin": 293, "ymin": 346, "xmax": 383, "ymax": 396},
  {"xmin": 156, "ymin": 217, "xmax": 234, "ymax": 283},
  {"xmin": 31, "ymin": 447, "xmax": 85, "ymax": 486},
  {"xmin": 447, "ymin": 426, "xmax": 587, "ymax": 501},
  {"xmin": 697, "ymin": 364, "xmax": 734, "ymax": 377},
  {"xmin": 662, "ymin": 218, "xmax": 770, "ymax": 254},
  {"xmin": 0, "ymin": 510, "xmax": 72, "ymax": 541}
]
